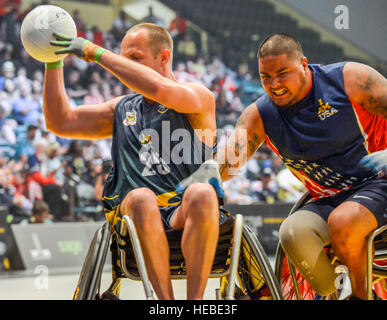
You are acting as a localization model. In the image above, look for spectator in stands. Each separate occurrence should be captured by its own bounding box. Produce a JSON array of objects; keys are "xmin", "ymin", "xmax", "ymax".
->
[
  {"xmin": 0, "ymin": 60, "xmax": 15, "ymax": 91},
  {"xmin": 87, "ymin": 25, "xmax": 105, "ymax": 47},
  {"xmin": 176, "ymin": 33, "xmax": 197, "ymax": 62},
  {"xmin": 27, "ymin": 139, "xmax": 54, "ymax": 199},
  {"xmin": 89, "ymin": 70, "xmax": 103, "ymax": 87},
  {"xmin": 12, "ymin": 81, "xmax": 41, "ymax": 125},
  {"xmin": 245, "ymin": 153, "xmax": 261, "ymax": 181},
  {"xmin": 41, "ymin": 142, "xmax": 64, "ymax": 186},
  {"xmin": 192, "ymin": 57, "xmax": 207, "ymax": 79},
  {"xmin": 0, "ymin": 168, "xmax": 31, "ymax": 223},
  {"xmin": 73, "ymin": 9, "xmax": 87, "ymax": 33},
  {"xmin": 95, "ymin": 138, "xmax": 112, "ymax": 161},
  {"xmin": 141, "ymin": 6, "xmax": 165, "ymax": 28},
  {"xmin": 14, "ymin": 124, "xmax": 38, "ymax": 163},
  {"xmin": 1, "ymin": 8, "xmax": 19, "ymax": 47},
  {"xmin": 28, "ymin": 139, "xmax": 70, "ymax": 221},
  {"xmin": 101, "ymin": 82, "xmax": 112, "ymax": 101},
  {"xmin": 251, "ymin": 167, "xmax": 279, "ymax": 204},
  {"xmin": 31, "ymin": 79, "xmax": 43, "ymax": 106},
  {"xmin": 112, "ymin": 83, "xmax": 125, "ymax": 97},
  {"xmin": 0, "ymin": 78, "xmax": 16, "ymax": 115},
  {"xmin": 256, "ymin": 146, "xmax": 274, "ymax": 171},
  {"xmin": 111, "ymin": 10, "xmax": 132, "ymax": 41},
  {"xmin": 215, "ymin": 89, "xmax": 233, "ymax": 127},
  {"xmin": 84, "ymin": 83, "xmax": 104, "ymax": 105},
  {"xmin": 14, "ymin": 67, "xmax": 30, "ymax": 88},
  {"xmin": 19, "ymin": 200, "xmax": 53, "ymax": 225},
  {"xmin": 0, "ymin": 168, "xmax": 17, "ymax": 208},
  {"xmin": 19, "ymin": 48, "xmax": 42, "ymax": 79},
  {"xmin": 0, "ymin": 105, "xmax": 16, "ymax": 144},
  {"xmin": 64, "ymin": 140, "xmax": 86, "ymax": 179},
  {"xmin": 169, "ymin": 11, "xmax": 187, "ymax": 45},
  {"xmin": 237, "ymin": 58, "xmax": 250, "ymax": 80},
  {"xmin": 65, "ymin": 69, "xmax": 88, "ymax": 103},
  {"xmin": 83, "ymin": 140, "xmax": 102, "ymax": 162},
  {"xmin": 223, "ymin": 175, "xmax": 253, "ymax": 204}
]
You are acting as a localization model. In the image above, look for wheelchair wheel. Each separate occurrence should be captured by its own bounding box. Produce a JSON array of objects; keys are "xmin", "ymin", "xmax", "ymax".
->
[
  {"xmin": 235, "ymin": 224, "xmax": 283, "ymax": 300},
  {"xmin": 275, "ymin": 243, "xmax": 316, "ymax": 300},
  {"xmin": 73, "ymin": 222, "xmax": 111, "ymax": 300}
]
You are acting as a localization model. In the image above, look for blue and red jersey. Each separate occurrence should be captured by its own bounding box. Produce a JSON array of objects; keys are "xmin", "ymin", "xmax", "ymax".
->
[{"xmin": 256, "ymin": 62, "xmax": 387, "ymax": 198}]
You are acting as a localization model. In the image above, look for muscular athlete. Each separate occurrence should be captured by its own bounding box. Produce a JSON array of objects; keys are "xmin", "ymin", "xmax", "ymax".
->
[
  {"xmin": 43, "ymin": 23, "xmax": 219, "ymax": 300},
  {"xmin": 184, "ymin": 33, "xmax": 386, "ymax": 299}
]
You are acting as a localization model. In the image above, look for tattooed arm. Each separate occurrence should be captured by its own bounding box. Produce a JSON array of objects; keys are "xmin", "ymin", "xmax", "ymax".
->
[
  {"xmin": 343, "ymin": 62, "xmax": 387, "ymax": 118},
  {"xmin": 215, "ymin": 103, "xmax": 266, "ymax": 181},
  {"xmin": 175, "ymin": 103, "xmax": 266, "ymax": 194}
]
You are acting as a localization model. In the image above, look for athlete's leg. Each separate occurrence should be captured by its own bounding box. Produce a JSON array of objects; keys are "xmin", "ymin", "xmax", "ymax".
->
[
  {"xmin": 170, "ymin": 183, "xmax": 219, "ymax": 300},
  {"xmin": 279, "ymin": 210, "xmax": 337, "ymax": 296},
  {"xmin": 327, "ymin": 201, "xmax": 378, "ymax": 300},
  {"xmin": 120, "ymin": 187, "xmax": 174, "ymax": 300}
]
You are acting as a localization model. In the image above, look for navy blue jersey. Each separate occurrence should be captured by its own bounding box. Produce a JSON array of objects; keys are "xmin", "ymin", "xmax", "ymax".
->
[
  {"xmin": 256, "ymin": 62, "xmax": 387, "ymax": 198},
  {"xmin": 102, "ymin": 94, "xmax": 213, "ymax": 214}
]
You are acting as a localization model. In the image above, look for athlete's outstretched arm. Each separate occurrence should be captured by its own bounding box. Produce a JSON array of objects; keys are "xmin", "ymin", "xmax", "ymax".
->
[
  {"xmin": 215, "ymin": 103, "xmax": 266, "ymax": 181},
  {"xmin": 97, "ymin": 50, "xmax": 214, "ymax": 115},
  {"xmin": 50, "ymin": 34, "xmax": 214, "ymax": 115},
  {"xmin": 43, "ymin": 67, "xmax": 122, "ymax": 139},
  {"xmin": 343, "ymin": 62, "xmax": 387, "ymax": 118}
]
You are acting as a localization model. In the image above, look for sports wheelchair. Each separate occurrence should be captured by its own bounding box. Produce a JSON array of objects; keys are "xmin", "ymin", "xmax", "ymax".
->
[
  {"xmin": 73, "ymin": 211, "xmax": 283, "ymax": 300},
  {"xmin": 274, "ymin": 192, "xmax": 387, "ymax": 300}
]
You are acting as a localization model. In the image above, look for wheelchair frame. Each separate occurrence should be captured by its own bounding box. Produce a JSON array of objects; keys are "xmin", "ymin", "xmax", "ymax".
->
[
  {"xmin": 74, "ymin": 213, "xmax": 283, "ymax": 300},
  {"xmin": 274, "ymin": 192, "xmax": 387, "ymax": 300}
]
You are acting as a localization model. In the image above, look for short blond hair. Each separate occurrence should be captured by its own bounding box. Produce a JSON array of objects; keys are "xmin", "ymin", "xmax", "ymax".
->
[{"xmin": 127, "ymin": 23, "xmax": 173, "ymax": 58}]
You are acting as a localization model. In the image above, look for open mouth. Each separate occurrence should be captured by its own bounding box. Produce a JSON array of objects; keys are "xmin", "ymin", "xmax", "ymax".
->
[{"xmin": 272, "ymin": 88, "xmax": 288, "ymax": 97}]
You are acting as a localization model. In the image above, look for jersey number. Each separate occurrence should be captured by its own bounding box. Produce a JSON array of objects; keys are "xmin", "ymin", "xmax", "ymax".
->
[{"xmin": 139, "ymin": 146, "xmax": 170, "ymax": 176}]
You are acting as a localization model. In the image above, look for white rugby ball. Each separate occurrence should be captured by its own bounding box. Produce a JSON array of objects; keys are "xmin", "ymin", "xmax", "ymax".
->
[{"xmin": 20, "ymin": 5, "xmax": 77, "ymax": 63}]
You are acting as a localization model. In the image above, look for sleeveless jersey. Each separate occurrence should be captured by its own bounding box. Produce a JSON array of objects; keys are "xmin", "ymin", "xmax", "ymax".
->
[
  {"xmin": 102, "ymin": 94, "xmax": 213, "ymax": 213},
  {"xmin": 256, "ymin": 62, "xmax": 387, "ymax": 198}
]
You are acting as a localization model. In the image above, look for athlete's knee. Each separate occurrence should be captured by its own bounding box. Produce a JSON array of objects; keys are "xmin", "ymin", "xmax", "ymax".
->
[
  {"xmin": 183, "ymin": 183, "xmax": 219, "ymax": 221},
  {"xmin": 122, "ymin": 188, "xmax": 157, "ymax": 210},
  {"xmin": 184, "ymin": 183, "xmax": 218, "ymax": 208},
  {"xmin": 121, "ymin": 188, "xmax": 159, "ymax": 228},
  {"xmin": 327, "ymin": 204, "xmax": 376, "ymax": 250}
]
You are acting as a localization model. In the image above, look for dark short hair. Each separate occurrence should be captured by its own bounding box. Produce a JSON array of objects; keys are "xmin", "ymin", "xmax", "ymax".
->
[
  {"xmin": 258, "ymin": 33, "xmax": 304, "ymax": 60},
  {"xmin": 27, "ymin": 124, "xmax": 38, "ymax": 131},
  {"xmin": 32, "ymin": 201, "xmax": 49, "ymax": 215}
]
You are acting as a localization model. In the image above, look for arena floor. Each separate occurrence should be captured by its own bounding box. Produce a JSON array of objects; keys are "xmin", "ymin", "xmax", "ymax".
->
[{"xmin": 0, "ymin": 257, "xmax": 275, "ymax": 300}]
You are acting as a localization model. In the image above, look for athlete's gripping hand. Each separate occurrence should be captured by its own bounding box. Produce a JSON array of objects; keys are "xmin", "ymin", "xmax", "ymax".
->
[
  {"xmin": 176, "ymin": 159, "xmax": 225, "ymax": 204},
  {"xmin": 50, "ymin": 32, "xmax": 106, "ymax": 63},
  {"xmin": 360, "ymin": 149, "xmax": 387, "ymax": 174}
]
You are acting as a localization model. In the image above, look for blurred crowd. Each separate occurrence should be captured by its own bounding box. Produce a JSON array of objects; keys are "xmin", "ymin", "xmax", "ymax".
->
[{"xmin": 0, "ymin": 2, "xmax": 304, "ymax": 225}]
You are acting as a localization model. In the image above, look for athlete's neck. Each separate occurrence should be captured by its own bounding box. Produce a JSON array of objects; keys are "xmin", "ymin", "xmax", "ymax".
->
[{"xmin": 298, "ymin": 69, "xmax": 313, "ymax": 103}]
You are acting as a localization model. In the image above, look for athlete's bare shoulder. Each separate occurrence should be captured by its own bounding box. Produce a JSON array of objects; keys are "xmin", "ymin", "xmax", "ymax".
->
[
  {"xmin": 343, "ymin": 62, "xmax": 387, "ymax": 117},
  {"xmin": 183, "ymin": 81, "xmax": 215, "ymax": 112}
]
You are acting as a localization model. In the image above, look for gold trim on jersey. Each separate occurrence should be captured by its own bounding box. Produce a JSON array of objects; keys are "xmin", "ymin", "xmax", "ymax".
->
[{"xmin": 156, "ymin": 190, "xmax": 181, "ymax": 208}]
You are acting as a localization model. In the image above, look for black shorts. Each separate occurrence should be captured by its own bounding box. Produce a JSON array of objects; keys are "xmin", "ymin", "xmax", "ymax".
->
[
  {"xmin": 160, "ymin": 205, "xmax": 231, "ymax": 230},
  {"xmin": 160, "ymin": 205, "xmax": 180, "ymax": 230},
  {"xmin": 301, "ymin": 179, "xmax": 387, "ymax": 226}
]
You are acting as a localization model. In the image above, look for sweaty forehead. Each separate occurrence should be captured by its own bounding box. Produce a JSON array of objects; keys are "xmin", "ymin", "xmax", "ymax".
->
[{"xmin": 259, "ymin": 54, "xmax": 296, "ymax": 73}]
